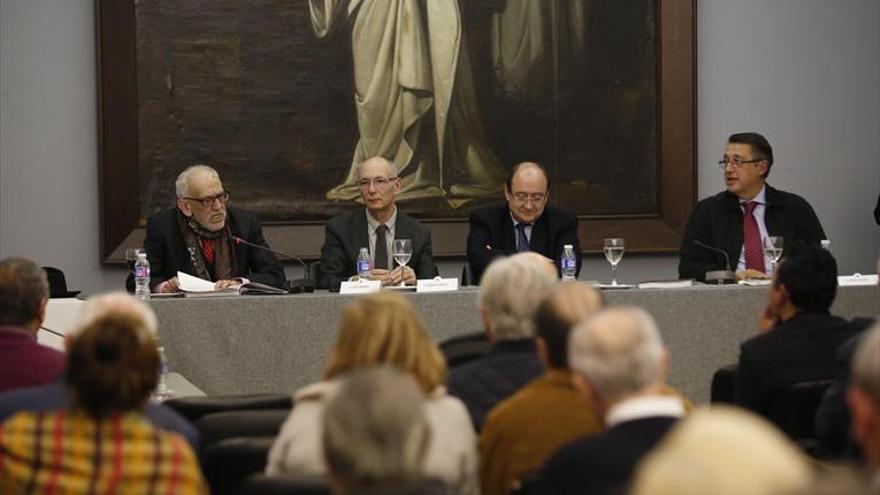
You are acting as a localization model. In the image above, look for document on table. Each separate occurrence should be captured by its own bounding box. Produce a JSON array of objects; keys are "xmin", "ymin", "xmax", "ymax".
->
[{"xmin": 177, "ymin": 272, "xmax": 239, "ymax": 297}]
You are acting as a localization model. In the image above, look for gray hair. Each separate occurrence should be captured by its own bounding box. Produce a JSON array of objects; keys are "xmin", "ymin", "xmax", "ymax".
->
[
  {"xmin": 76, "ymin": 292, "xmax": 158, "ymax": 340},
  {"xmin": 323, "ymin": 366, "xmax": 429, "ymax": 489},
  {"xmin": 852, "ymin": 323, "xmax": 880, "ymax": 402},
  {"xmin": 569, "ymin": 306, "xmax": 665, "ymax": 403},
  {"xmin": 0, "ymin": 257, "xmax": 49, "ymax": 326},
  {"xmin": 175, "ymin": 164, "xmax": 220, "ymax": 198},
  {"xmin": 478, "ymin": 254, "xmax": 557, "ymax": 340}
]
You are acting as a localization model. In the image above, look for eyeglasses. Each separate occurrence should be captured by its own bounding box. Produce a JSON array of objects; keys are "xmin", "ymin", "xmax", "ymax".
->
[
  {"xmin": 183, "ymin": 191, "xmax": 230, "ymax": 208},
  {"xmin": 718, "ymin": 157, "xmax": 763, "ymax": 169},
  {"xmin": 511, "ymin": 192, "xmax": 547, "ymax": 205},
  {"xmin": 358, "ymin": 177, "xmax": 398, "ymax": 190}
]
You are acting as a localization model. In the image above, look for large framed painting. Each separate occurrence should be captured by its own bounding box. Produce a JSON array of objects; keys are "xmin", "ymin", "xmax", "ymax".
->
[{"xmin": 96, "ymin": 0, "xmax": 696, "ymax": 262}]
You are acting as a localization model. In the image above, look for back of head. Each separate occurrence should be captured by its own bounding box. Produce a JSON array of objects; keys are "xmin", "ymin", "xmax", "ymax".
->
[
  {"xmin": 325, "ymin": 292, "xmax": 446, "ymax": 392},
  {"xmin": 852, "ymin": 323, "xmax": 880, "ymax": 403},
  {"xmin": 0, "ymin": 257, "xmax": 48, "ymax": 326},
  {"xmin": 568, "ymin": 307, "xmax": 664, "ymax": 403},
  {"xmin": 323, "ymin": 366, "xmax": 429, "ymax": 492},
  {"xmin": 631, "ymin": 407, "xmax": 812, "ymax": 495},
  {"xmin": 478, "ymin": 253, "xmax": 557, "ymax": 340},
  {"xmin": 66, "ymin": 292, "xmax": 160, "ymax": 418},
  {"xmin": 534, "ymin": 283, "xmax": 604, "ymax": 368},
  {"xmin": 775, "ymin": 242, "xmax": 838, "ymax": 313},
  {"xmin": 728, "ymin": 132, "xmax": 774, "ymax": 177}
]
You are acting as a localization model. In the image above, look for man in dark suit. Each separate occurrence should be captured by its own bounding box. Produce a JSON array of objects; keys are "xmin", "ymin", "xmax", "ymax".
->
[
  {"xmin": 467, "ymin": 162, "xmax": 581, "ymax": 284},
  {"xmin": 125, "ymin": 165, "xmax": 286, "ymax": 293},
  {"xmin": 540, "ymin": 307, "xmax": 684, "ymax": 495},
  {"xmin": 735, "ymin": 243, "xmax": 868, "ymax": 426},
  {"xmin": 318, "ymin": 156, "xmax": 437, "ymax": 290},
  {"xmin": 678, "ymin": 132, "xmax": 826, "ymax": 281}
]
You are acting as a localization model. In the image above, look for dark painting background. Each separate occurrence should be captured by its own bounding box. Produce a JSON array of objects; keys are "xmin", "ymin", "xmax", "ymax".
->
[{"xmin": 135, "ymin": 0, "xmax": 657, "ymax": 222}]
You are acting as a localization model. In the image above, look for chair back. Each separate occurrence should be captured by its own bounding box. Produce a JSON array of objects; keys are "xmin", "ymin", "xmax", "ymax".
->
[
  {"xmin": 164, "ymin": 393, "xmax": 293, "ymax": 423},
  {"xmin": 238, "ymin": 474, "xmax": 331, "ymax": 495},
  {"xmin": 196, "ymin": 408, "xmax": 291, "ymax": 448},
  {"xmin": 439, "ymin": 332, "xmax": 490, "ymax": 368},
  {"xmin": 203, "ymin": 436, "xmax": 277, "ymax": 495},
  {"xmin": 768, "ymin": 379, "xmax": 836, "ymax": 441}
]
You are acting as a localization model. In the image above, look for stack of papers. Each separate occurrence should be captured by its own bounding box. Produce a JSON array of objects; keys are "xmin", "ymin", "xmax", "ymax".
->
[
  {"xmin": 177, "ymin": 272, "xmax": 287, "ymax": 296},
  {"xmin": 637, "ymin": 279, "xmax": 695, "ymax": 289}
]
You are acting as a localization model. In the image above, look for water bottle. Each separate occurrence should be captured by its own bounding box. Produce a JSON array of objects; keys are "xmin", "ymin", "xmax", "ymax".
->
[
  {"xmin": 356, "ymin": 247, "xmax": 372, "ymax": 280},
  {"xmin": 157, "ymin": 346, "xmax": 169, "ymax": 396},
  {"xmin": 134, "ymin": 252, "xmax": 151, "ymax": 301},
  {"xmin": 561, "ymin": 244, "xmax": 577, "ymax": 281}
]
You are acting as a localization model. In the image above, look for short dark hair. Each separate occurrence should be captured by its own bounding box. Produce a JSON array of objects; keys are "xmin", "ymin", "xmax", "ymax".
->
[
  {"xmin": 775, "ymin": 242, "xmax": 838, "ymax": 313},
  {"xmin": 0, "ymin": 257, "xmax": 49, "ymax": 326},
  {"xmin": 728, "ymin": 132, "xmax": 773, "ymax": 178},
  {"xmin": 534, "ymin": 284, "xmax": 604, "ymax": 368},
  {"xmin": 506, "ymin": 162, "xmax": 550, "ymax": 192}
]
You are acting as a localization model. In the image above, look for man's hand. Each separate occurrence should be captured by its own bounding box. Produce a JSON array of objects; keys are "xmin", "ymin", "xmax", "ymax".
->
[
  {"xmin": 387, "ymin": 266, "xmax": 417, "ymax": 286},
  {"xmin": 214, "ymin": 279, "xmax": 241, "ymax": 290},
  {"xmin": 735, "ymin": 269, "xmax": 768, "ymax": 282},
  {"xmin": 368, "ymin": 269, "xmax": 391, "ymax": 284},
  {"xmin": 757, "ymin": 304, "xmax": 780, "ymax": 334},
  {"xmin": 158, "ymin": 277, "xmax": 180, "ymax": 293}
]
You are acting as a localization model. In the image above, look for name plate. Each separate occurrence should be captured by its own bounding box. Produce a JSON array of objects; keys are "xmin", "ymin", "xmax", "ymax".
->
[
  {"xmin": 416, "ymin": 277, "xmax": 459, "ymax": 293},
  {"xmin": 838, "ymin": 274, "xmax": 879, "ymax": 286},
  {"xmin": 339, "ymin": 280, "xmax": 382, "ymax": 294}
]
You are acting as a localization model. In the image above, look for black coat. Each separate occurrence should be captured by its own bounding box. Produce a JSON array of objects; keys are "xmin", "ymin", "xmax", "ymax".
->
[
  {"xmin": 678, "ymin": 185, "xmax": 826, "ymax": 280},
  {"xmin": 125, "ymin": 207, "xmax": 286, "ymax": 291},
  {"xmin": 466, "ymin": 204, "xmax": 581, "ymax": 284}
]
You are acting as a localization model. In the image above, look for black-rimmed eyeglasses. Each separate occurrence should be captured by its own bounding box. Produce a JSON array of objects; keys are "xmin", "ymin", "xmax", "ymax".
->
[{"xmin": 183, "ymin": 191, "xmax": 230, "ymax": 208}]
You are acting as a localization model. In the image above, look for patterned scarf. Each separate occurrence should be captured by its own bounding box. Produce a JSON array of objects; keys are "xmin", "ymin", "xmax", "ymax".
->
[{"xmin": 176, "ymin": 209, "xmax": 234, "ymax": 281}]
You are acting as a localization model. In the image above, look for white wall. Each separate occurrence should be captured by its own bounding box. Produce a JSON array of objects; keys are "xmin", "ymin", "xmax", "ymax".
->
[{"xmin": 2, "ymin": 0, "xmax": 878, "ymax": 293}]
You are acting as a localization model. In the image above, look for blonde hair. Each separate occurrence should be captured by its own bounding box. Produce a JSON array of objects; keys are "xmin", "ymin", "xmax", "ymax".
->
[{"xmin": 324, "ymin": 292, "xmax": 446, "ymax": 392}]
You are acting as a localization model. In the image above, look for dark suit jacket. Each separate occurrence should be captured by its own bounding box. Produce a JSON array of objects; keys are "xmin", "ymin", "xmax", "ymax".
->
[
  {"xmin": 735, "ymin": 311, "xmax": 868, "ymax": 423},
  {"xmin": 466, "ymin": 204, "xmax": 581, "ymax": 284},
  {"xmin": 539, "ymin": 416, "xmax": 678, "ymax": 495},
  {"xmin": 678, "ymin": 185, "xmax": 826, "ymax": 280},
  {"xmin": 125, "ymin": 207, "xmax": 286, "ymax": 291},
  {"xmin": 318, "ymin": 209, "xmax": 437, "ymax": 291},
  {"xmin": 874, "ymin": 193, "xmax": 880, "ymax": 225}
]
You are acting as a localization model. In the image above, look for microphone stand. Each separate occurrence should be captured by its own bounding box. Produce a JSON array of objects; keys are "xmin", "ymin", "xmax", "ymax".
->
[
  {"xmin": 694, "ymin": 240, "xmax": 736, "ymax": 284},
  {"xmin": 232, "ymin": 236, "xmax": 315, "ymax": 293}
]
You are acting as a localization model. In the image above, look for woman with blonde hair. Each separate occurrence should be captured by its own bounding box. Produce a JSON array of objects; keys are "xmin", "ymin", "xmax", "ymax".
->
[{"xmin": 266, "ymin": 292, "xmax": 477, "ymax": 495}]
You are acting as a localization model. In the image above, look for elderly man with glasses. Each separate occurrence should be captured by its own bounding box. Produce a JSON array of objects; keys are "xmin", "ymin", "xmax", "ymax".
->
[
  {"xmin": 678, "ymin": 132, "xmax": 826, "ymax": 282},
  {"xmin": 125, "ymin": 165, "xmax": 286, "ymax": 293},
  {"xmin": 466, "ymin": 162, "xmax": 581, "ymax": 284},
  {"xmin": 318, "ymin": 156, "xmax": 437, "ymax": 291}
]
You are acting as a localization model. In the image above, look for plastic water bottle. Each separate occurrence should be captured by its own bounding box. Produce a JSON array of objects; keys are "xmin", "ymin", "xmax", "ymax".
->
[
  {"xmin": 134, "ymin": 252, "xmax": 151, "ymax": 301},
  {"xmin": 156, "ymin": 346, "xmax": 169, "ymax": 396},
  {"xmin": 561, "ymin": 244, "xmax": 577, "ymax": 281},
  {"xmin": 356, "ymin": 247, "xmax": 372, "ymax": 280}
]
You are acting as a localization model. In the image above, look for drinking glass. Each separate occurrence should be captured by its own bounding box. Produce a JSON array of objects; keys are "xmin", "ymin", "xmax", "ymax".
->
[
  {"xmin": 603, "ymin": 238, "xmax": 625, "ymax": 285},
  {"xmin": 392, "ymin": 239, "xmax": 413, "ymax": 287},
  {"xmin": 763, "ymin": 236, "xmax": 784, "ymax": 275},
  {"xmin": 125, "ymin": 248, "xmax": 143, "ymax": 274}
]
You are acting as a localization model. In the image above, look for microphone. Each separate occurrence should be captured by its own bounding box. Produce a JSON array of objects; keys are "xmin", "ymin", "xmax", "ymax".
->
[
  {"xmin": 232, "ymin": 236, "xmax": 315, "ymax": 293},
  {"xmin": 693, "ymin": 240, "xmax": 735, "ymax": 284}
]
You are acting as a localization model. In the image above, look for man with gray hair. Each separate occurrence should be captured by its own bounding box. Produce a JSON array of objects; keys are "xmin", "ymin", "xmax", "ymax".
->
[
  {"xmin": 126, "ymin": 164, "xmax": 285, "ymax": 293},
  {"xmin": 0, "ymin": 257, "xmax": 65, "ymax": 393},
  {"xmin": 447, "ymin": 252, "xmax": 557, "ymax": 430},
  {"xmin": 847, "ymin": 324, "xmax": 880, "ymax": 484},
  {"xmin": 540, "ymin": 307, "xmax": 685, "ymax": 495}
]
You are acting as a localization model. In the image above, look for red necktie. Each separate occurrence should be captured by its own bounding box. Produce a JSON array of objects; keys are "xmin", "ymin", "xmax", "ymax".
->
[
  {"xmin": 742, "ymin": 201, "xmax": 765, "ymax": 273},
  {"xmin": 201, "ymin": 239, "xmax": 215, "ymax": 264}
]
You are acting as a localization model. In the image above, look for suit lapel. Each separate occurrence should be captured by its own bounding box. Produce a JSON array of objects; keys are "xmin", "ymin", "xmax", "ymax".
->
[
  {"xmin": 500, "ymin": 207, "xmax": 517, "ymax": 252},
  {"xmin": 722, "ymin": 193, "xmax": 744, "ymax": 268},
  {"xmin": 530, "ymin": 213, "xmax": 550, "ymax": 254},
  {"xmin": 350, "ymin": 209, "xmax": 370, "ymax": 263}
]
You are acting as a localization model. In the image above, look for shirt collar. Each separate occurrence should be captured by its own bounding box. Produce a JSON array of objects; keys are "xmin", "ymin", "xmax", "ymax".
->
[
  {"xmin": 509, "ymin": 211, "xmax": 532, "ymax": 228},
  {"xmin": 366, "ymin": 206, "xmax": 397, "ymax": 233},
  {"xmin": 605, "ymin": 394, "xmax": 685, "ymax": 428},
  {"xmin": 738, "ymin": 184, "xmax": 767, "ymax": 206}
]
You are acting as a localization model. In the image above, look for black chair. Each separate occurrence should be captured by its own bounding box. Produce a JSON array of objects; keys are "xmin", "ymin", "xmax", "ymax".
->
[
  {"xmin": 710, "ymin": 363, "xmax": 738, "ymax": 404},
  {"xmin": 238, "ymin": 474, "xmax": 331, "ymax": 495},
  {"xmin": 164, "ymin": 394, "xmax": 293, "ymax": 423},
  {"xmin": 196, "ymin": 408, "xmax": 291, "ymax": 448},
  {"xmin": 460, "ymin": 263, "xmax": 473, "ymax": 287},
  {"xmin": 308, "ymin": 261, "xmax": 322, "ymax": 287},
  {"xmin": 42, "ymin": 266, "xmax": 81, "ymax": 298},
  {"xmin": 439, "ymin": 332, "xmax": 490, "ymax": 368},
  {"xmin": 768, "ymin": 379, "xmax": 836, "ymax": 444},
  {"xmin": 202, "ymin": 436, "xmax": 277, "ymax": 495}
]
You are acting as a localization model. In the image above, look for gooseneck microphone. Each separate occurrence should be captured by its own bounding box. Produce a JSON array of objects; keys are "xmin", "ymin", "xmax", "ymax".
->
[
  {"xmin": 232, "ymin": 236, "xmax": 315, "ymax": 293},
  {"xmin": 693, "ymin": 240, "xmax": 736, "ymax": 284}
]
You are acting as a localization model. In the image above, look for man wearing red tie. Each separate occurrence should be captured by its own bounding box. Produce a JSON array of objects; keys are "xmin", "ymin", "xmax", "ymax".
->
[{"xmin": 678, "ymin": 132, "xmax": 826, "ymax": 282}]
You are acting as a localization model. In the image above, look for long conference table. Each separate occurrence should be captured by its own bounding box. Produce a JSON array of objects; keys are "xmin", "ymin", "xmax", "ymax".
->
[{"xmin": 140, "ymin": 283, "xmax": 878, "ymax": 405}]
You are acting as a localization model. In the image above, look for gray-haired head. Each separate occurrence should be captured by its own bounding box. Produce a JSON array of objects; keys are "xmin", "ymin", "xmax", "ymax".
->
[
  {"xmin": 175, "ymin": 164, "xmax": 221, "ymax": 198},
  {"xmin": 0, "ymin": 257, "xmax": 49, "ymax": 327},
  {"xmin": 478, "ymin": 253, "xmax": 557, "ymax": 340},
  {"xmin": 568, "ymin": 306, "xmax": 666, "ymax": 403},
  {"xmin": 323, "ymin": 366, "xmax": 429, "ymax": 491},
  {"xmin": 852, "ymin": 323, "xmax": 880, "ymax": 402}
]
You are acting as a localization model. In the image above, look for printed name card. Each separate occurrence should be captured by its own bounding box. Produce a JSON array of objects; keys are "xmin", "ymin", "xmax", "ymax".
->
[
  {"xmin": 416, "ymin": 277, "xmax": 459, "ymax": 293},
  {"xmin": 339, "ymin": 280, "xmax": 382, "ymax": 294},
  {"xmin": 838, "ymin": 274, "xmax": 879, "ymax": 286}
]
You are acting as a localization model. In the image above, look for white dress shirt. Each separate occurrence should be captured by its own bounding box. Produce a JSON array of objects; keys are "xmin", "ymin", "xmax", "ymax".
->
[
  {"xmin": 366, "ymin": 207, "xmax": 397, "ymax": 269},
  {"xmin": 605, "ymin": 394, "xmax": 686, "ymax": 428}
]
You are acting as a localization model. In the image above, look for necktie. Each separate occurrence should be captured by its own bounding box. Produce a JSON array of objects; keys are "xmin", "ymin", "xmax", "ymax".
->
[
  {"xmin": 201, "ymin": 239, "xmax": 215, "ymax": 264},
  {"xmin": 515, "ymin": 223, "xmax": 530, "ymax": 252},
  {"xmin": 742, "ymin": 201, "xmax": 765, "ymax": 273},
  {"xmin": 374, "ymin": 224, "xmax": 388, "ymax": 270}
]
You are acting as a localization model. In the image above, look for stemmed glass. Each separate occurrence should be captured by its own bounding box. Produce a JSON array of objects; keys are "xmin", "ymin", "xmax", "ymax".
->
[
  {"xmin": 763, "ymin": 236, "xmax": 784, "ymax": 275},
  {"xmin": 392, "ymin": 239, "xmax": 413, "ymax": 287},
  {"xmin": 603, "ymin": 238, "xmax": 625, "ymax": 285}
]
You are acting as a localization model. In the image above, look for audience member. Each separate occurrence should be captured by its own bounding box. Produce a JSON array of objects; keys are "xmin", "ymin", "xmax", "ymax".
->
[
  {"xmin": 847, "ymin": 323, "xmax": 880, "ymax": 486},
  {"xmin": 539, "ymin": 307, "xmax": 685, "ymax": 495},
  {"xmin": 630, "ymin": 407, "xmax": 812, "ymax": 495},
  {"xmin": 0, "ymin": 257, "xmax": 65, "ymax": 393},
  {"xmin": 447, "ymin": 252, "xmax": 557, "ymax": 430},
  {"xmin": 266, "ymin": 292, "xmax": 477, "ymax": 495},
  {"xmin": 0, "ymin": 293, "xmax": 207, "ymax": 494}
]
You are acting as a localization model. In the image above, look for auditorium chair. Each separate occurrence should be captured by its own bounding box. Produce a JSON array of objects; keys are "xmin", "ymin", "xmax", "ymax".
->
[
  {"xmin": 164, "ymin": 393, "xmax": 293, "ymax": 423},
  {"xmin": 202, "ymin": 436, "xmax": 278, "ymax": 495},
  {"xmin": 710, "ymin": 363, "xmax": 738, "ymax": 404},
  {"xmin": 768, "ymin": 379, "xmax": 836, "ymax": 449},
  {"xmin": 238, "ymin": 474, "xmax": 331, "ymax": 495},
  {"xmin": 439, "ymin": 332, "xmax": 490, "ymax": 368},
  {"xmin": 308, "ymin": 261, "xmax": 322, "ymax": 287},
  {"xmin": 460, "ymin": 263, "xmax": 474, "ymax": 286},
  {"xmin": 195, "ymin": 408, "xmax": 291, "ymax": 448}
]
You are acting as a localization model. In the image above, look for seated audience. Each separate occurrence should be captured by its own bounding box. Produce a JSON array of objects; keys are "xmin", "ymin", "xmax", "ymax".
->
[
  {"xmin": 735, "ymin": 244, "xmax": 868, "ymax": 425},
  {"xmin": 0, "ymin": 293, "xmax": 199, "ymax": 449},
  {"xmin": 0, "ymin": 257, "xmax": 65, "ymax": 393},
  {"xmin": 266, "ymin": 292, "xmax": 477, "ymax": 495},
  {"xmin": 0, "ymin": 293, "xmax": 207, "ymax": 494},
  {"xmin": 539, "ymin": 307, "xmax": 685, "ymax": 495},
  {"xmin": 847, "ymin": 323, "xmax": 880, "ymax": 485},
  {"xmin": 630, "ymin": 407, "xmax": 812, "ymax": 495},
  {"xmin": 447, "ymin": 252, "xmax": 557, "ymax": 430},
  {"xmin": 324, "ymin": 366, "xmax": 443, "ymax": 495}
]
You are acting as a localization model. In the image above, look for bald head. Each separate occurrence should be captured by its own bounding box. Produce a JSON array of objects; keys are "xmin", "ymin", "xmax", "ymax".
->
[
  {"xmin": 357, "ymin": 156, "xmax": 396, "ymax": 180},
  {"xmin": 535, "ymin": 283, "xmax": 604, "ymax": 368}
]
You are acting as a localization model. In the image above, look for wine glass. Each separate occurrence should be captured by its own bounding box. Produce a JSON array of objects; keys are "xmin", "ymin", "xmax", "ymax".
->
[
  {"xmin": 603, "ymin": 238, "xmax": 625, "ymax": 285},
  {"xmin": 763, "ymin": 236, "xmax": 784, "ymax": 275},
  {"xmin": 392, "ymin": 239, "xmax": 413, "ymax": 287}
]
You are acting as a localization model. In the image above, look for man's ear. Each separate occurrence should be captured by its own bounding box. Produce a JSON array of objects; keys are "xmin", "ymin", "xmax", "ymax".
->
[
  {"xmin": 177, "ymin": 198, "xmax": 192, "ymax": 217},
  {"xmin": 758, "ymin": 160, "xmax": 769, "ymax": 178}
]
